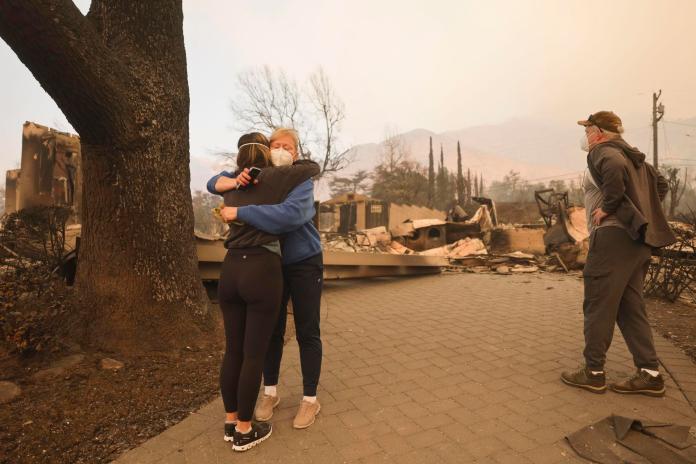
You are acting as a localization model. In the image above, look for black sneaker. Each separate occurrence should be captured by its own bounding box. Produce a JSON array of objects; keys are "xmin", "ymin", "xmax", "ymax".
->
[
  {"xmin": 611, "ymin": 370, "xmax": 666, "ymax": 397},
  {"xmin": 223, "ymin": 422, "xmax": 236, "ymax": 442},
  {"xmin": 233, "ymin": 421, "xmax": 273, "ymax": 452},
  {"xmin": 561, "ymin": 366, "xmax": 607, "ymax": 393}
]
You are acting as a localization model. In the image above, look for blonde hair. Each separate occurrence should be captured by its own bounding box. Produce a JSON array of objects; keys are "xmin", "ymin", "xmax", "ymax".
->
[{"xmin": 270, "ymin": 127, "xmax": 300, "ymax": 152}]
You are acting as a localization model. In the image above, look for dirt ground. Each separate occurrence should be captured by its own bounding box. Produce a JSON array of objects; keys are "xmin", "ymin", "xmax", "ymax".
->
[
  {"xmin": 0, "ymin": 345, "xmax": 224, "ymax": 464},
  {"xmin": 648, "ymin": 296, "xmax": 696, "ymax": 364},
  {"xmin": 0, "ymin": 273, "xmax": 223, "ymax": 464}
]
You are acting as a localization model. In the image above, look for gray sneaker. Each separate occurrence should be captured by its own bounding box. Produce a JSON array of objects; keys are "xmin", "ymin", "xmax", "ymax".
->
[
  {"xmin": 561, "ymin": 367, "xmax": 607, "ymax": 393},
  {"xmin": 255, "ymin": 394, "xmax": 280, "ymax": 421},
  {"xmin": 611, "ymin": 370, "xmax": 665, "ymax": 397}
]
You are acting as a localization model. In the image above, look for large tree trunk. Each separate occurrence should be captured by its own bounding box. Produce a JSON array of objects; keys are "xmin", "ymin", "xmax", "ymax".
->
[{"xmin": 0, "ymin": 0, "xmax": 211, "ymax": 350}]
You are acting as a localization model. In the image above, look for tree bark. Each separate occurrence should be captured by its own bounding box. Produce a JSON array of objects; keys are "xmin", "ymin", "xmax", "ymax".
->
[{"xmin": 0, "ymin": 0, "xmax": 210, "ymax": 350}]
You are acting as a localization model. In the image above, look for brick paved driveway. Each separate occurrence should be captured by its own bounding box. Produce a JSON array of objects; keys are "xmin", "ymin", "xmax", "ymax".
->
[{"xmin": 115, "ymin": 273, "xmax": 696, "ymax": 463}]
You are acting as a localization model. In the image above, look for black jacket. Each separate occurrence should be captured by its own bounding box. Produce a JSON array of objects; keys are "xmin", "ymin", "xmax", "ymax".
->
[{"xmin": 222, "ymin": 160, "xmax": 320, "ymax": 249}]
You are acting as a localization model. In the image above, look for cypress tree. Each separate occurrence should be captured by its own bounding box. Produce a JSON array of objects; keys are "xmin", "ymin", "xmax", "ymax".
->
[
  {"xmin": 428, "ymin": 136, "xmax": 435, "ymax": 208},
  {"xmin": 467, "ymin": 168, "xmax": 472, "ymax": 204},
  {"xmin": 437, "ymin": 144, "xmax": 446, "ymax": 209},
  {"xmin": 456, "ymin": 141, "xmax": 464, "ymax": 207},
  {"xmin": 440, "ymin": 144, "xmax": 444, "ymax": 169}
]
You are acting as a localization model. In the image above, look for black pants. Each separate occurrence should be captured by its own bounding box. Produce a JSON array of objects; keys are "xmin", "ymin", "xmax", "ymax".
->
[
  {"xmin": 583, "ymin": 227, "xmax": 659, "ymax": 371},
  {"xmin": 263, "ymin": 253, "xmax": 323, "ymax": 396},
  {"xmin": 218, "ymin": 248, "xmax": 283, "ymax": 421}
]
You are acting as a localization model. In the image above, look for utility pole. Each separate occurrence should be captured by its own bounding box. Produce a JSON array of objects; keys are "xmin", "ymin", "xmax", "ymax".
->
[{"xmin": 652, "ymin": 90, "xmax": 665, "ymax": 170}]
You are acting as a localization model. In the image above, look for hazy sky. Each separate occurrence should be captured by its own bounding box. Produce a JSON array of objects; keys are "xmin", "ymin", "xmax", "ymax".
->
[{"xmin": 1, "ymin": 0, "xmax": 695, "ymax": 187}]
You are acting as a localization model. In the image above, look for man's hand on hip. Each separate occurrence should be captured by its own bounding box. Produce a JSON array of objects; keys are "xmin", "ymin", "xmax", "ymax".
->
[{"xmin": 592, "ymin": 208, "xmax": 609, "ymax": 226}]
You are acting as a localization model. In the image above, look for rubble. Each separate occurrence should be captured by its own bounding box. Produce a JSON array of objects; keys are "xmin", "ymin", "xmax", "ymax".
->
[
  {"xmin": 535, "ymin": 187, "xmax": 590, "ymax": 269},
  {"xmin": 355, "ymin": 226, "xmax": 391, "ymax": 247},
  {"xmin": 52, "ymin": 354, "xmax": 85, "ymax": 369},
  {"xmin": 100, "ymin": 358, "xmax": 125, "ymax": 370},
  {"xmin": 379, "ymin": 240, "xmax": 415, "ymax": 255},
  {"xmin": 489, "ymin": 227, "xmax": 546, "ymax": 255},
  {"xmin": 32, "ymin": 367, "xmax": 66, "ymax": 381},
  {"xmin": 321, "ymin": 196, "xmax": 595, "ymax": 277},
  {"xmin": 510, "ymin": 265, "xmax": 540, "ymax": 273},
  {"xmin": 323, "ymin": 236, "xmax": 360, "ymax": 253},
  {"xmin": 466, "ymin": 204, "xmax": 495, "ymax": 231},
  {"xmin": 554, "ymin": 241, "xmax": 589, "ymax": 270},
  {"xmin": 645, "ymin": 220, "xmax": 696, "ymax": 302},
  {"xmin": 323, "ymin": 226, "xmax": 568, "ymax": 277},
  {"xmin": 392, "ymin": 219, "xmax": 447, "ymax": 251},
  {"xmin": 0, "ymin": 381, "xmax": 21, "ymax": 404},
  {"xmin": 503, "ymin": 251, "xmax": 535, "ymax": 260},
  {"xmin": 420, "ymin": 238, "xmax": 488, "ymax": 259}
]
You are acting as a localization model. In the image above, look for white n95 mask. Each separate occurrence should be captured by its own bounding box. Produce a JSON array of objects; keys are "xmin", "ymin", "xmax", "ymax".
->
[{"xmin": 271, "ymin": 148, "xmax": 294, "ymax": 166}]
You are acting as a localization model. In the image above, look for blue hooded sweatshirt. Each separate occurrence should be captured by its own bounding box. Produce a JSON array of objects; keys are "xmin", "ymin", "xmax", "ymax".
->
[{"xmin": 206, "ymin": 171, "xmax": 322, "ymax": 266}]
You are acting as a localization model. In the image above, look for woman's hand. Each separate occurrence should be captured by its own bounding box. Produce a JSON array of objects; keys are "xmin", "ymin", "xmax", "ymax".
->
[
  {"xmin": 220, "ymin": 206, "xmax": 238, "ymax": 223},
  {"xmin": 235, "ymin": 168, "xmax": 258, "ymax": 189}
]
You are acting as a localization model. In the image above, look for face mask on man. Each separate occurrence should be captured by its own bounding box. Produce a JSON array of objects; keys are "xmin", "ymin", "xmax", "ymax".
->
[
  {"xmin": 270, "ymin": 148, "xmax": 294, "ymax": 166},
  {"xmin": 579, "ymin": 134, "xmax": 590, "ymax": 152}
]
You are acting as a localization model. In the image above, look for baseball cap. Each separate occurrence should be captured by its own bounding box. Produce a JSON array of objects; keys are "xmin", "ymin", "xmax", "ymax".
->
[{"xmin": 577, "ymin": 111, "xmax": 624, "ymax": 133}]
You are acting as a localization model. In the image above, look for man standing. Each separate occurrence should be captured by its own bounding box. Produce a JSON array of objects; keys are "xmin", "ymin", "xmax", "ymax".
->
[
  {"xmin": 561, "ymin": 111, "xmax": 675, "ymax": 396},
  {"xmin": 207, "ymin": 128, "xmax": 323, "ymax": 429}
]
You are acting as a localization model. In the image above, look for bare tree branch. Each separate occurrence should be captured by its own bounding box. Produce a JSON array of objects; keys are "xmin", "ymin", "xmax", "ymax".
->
[
  {"xmin": 229, "ymin": 66, "xmax": 352, "ymax": 179},
  {"xmin": 380, "ymin": 127, "xmax": 410, "ymax": 173},
  {"xmin": 665, "ymin": 166, "xmax": 690, "ymax": 218},
  {"xmin": 231, "ymin": 66, "xmax": 314, "ymax": 158},
  {"xmin": 308, "ymin": 67, "xmax": 351, "ymax": 177}
]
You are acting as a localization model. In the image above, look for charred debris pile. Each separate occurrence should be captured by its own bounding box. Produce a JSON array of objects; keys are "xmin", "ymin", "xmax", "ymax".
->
[{"xmin": 320, "ymin": 191, "xmax": 591, "ymax": 276}]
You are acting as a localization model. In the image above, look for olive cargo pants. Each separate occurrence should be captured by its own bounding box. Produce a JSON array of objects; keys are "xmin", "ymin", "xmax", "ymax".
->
[{"xmin": 582, "ymin": 226, "xmax": 659, "ymax": 371}]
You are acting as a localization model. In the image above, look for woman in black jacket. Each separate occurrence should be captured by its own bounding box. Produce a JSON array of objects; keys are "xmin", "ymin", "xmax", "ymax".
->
[{"xmin": 216, "ymin": 132, "xmax": 319, "ymax": 451}]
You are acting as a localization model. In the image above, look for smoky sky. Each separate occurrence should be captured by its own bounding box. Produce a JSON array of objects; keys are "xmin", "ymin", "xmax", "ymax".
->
[{"xmin": 1, "ymin": 0, "xmax": 695, "ymax": 179}]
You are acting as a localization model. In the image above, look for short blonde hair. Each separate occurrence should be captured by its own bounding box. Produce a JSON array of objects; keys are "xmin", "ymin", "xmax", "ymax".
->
[{"xmin": 270, "ymin": 127, "xmax": 300, "ymax": 152}]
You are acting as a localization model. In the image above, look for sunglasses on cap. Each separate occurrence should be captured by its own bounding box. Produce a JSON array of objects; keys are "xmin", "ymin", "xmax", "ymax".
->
[{"xmin": 585, "ymin": 115, "xmax": 604, "ymax": 132}]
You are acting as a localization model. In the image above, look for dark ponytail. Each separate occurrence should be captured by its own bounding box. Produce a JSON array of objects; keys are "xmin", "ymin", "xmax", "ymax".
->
[{"xmin": 236, "ymin": 132, "xmax": 271, "ymax": 170}]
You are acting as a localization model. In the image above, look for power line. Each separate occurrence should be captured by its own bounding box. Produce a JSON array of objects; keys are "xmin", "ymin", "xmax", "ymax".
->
[
  {"xmin": 526, "ymin": 171, "xmax": 585, "ymax": 182},
  {"xmin": 661, "ymin": 163, "xmax": 696, "ymax": 168},
  {"xmin": 488, "ymin": 170, "xmax": 584, "ymax": 184},
  {"xmin": 664, "ymin": 120, "xmax": 696, "ymax": 128},
  {"xmin": 662, "ymin": 121, "xmax": 673, "ymax": 157}
]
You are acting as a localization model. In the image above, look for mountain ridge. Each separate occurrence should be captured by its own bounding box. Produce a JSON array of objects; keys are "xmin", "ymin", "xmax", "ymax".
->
[{"xmin": 341, "ymin": 116, "xmax": 696, "ymax": 185}]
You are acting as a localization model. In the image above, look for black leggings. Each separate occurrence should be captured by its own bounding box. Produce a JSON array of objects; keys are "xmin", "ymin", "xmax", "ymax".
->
[
  {"xmin": 263, "ymin": 253, "xmax": 323, "ymax": 396},
  {"xmin": 218, "ymin": 247, "xmax": 283, "ymax": 421}
]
